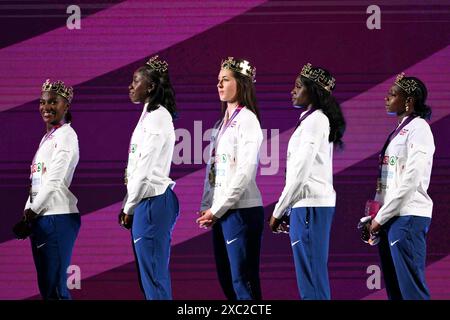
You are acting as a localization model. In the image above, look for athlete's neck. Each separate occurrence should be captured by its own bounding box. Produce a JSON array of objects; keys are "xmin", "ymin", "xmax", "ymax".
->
[
  {"xmin": 226, "ymin": 102, "xmax": 239, "ymax": 120},
  {"xmin": 46, "ymin": 121, "xmax": 64, "ymax": 133},
  {"xmin": 397, "ymin": 111, "xmax": 413, "ymax": 124}
]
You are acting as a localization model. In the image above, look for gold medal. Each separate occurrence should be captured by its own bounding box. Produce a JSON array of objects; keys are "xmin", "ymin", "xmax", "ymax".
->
[
  {"xmin": 376, "ymin": 178, "xmax": 382, "ymax": 193},
  {"xmin": 208, "ymin": 162, "xmax": 216, "ymax": 187},
  {"xmin": 29, "ymin": 185, "xmax": 33, "ymax": 204}
]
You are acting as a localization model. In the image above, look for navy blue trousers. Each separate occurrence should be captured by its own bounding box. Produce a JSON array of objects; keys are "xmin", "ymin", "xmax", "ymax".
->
[
  {"xmin": 30, "ymin": 213, "xmax": 81, "ymax": 300},
  {"xmin": 131, "ymin": 187, "xmax": 179, "ymax": 300},
  {"xmin": 289, "ymin": 207, "xmax": 335, "ymax": 300},
  {"xmin": 212, "ymin": 206, "xmax": 264, "ymax": 300},
  {"xmin": 378, "ymin": 215, "xmax": 431, "ymax": 300}
]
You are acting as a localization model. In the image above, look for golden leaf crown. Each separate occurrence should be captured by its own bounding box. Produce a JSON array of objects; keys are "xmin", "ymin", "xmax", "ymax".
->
[
  {"xmin": 221, "ymin": 57, "xmax": 256, "ymax": 82},
  {"xmin": 395, "ymin": 72, "xmax": 419, "ymax": 95},
  {"xmin": 145, "ymin": 55, "xmax": 168, "ymax": 73},
  {"xmin": 41, "ymin": 79, "xmax": 73, "ymax": 103},
  {"xmin": 300, "ymin": 63, "xmax": 336, "ymax": 92}
]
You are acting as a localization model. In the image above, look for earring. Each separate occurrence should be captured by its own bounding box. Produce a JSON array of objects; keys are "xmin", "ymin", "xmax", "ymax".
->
[{"xmin": 405, "ymin": 104, "xmax": 409, "ymax": 112}]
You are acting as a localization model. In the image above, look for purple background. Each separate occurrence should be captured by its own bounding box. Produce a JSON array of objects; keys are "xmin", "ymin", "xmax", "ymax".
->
[{"xmin": 0, "ymin": 0, "xmax": 449, "ymax": 299}]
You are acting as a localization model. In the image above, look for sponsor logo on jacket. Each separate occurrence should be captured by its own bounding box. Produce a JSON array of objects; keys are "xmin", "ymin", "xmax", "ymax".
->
[
  {"xmin": 31, "ymin": 162, "xmax": 45, "ymax": 174},
  {"xmin": 382, "ymin": 156, "xmax": 398, "ymax": 166},
  {"xmin": 129, "ymin": 144, "xmax": 137, "ymax": 154}
]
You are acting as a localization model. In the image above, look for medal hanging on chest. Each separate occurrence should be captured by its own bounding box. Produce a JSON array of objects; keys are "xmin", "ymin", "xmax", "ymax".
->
[
  {"xmin": 124, "ymin": 109, "xmax": 148, "ymax": 187},
  {"xmin": 208, "ymin": 106, "xmax": 244, "ymax": 187},
  {"xmin": 376, "ymin": 178, "xmax": 382, "ymax": 193},
  {"xmin": 376, "ymin": 115, "xmax": 415, "ymax": 193},
  {"xmin": 29, "ymin": 185, "xmax": 34, "ymax": 204},
  {"xmin": 29, "ymin": 124, "xmax": 63, "ymax": 202},
  {"xmin": 208, "ymin": 162, "xmax": 216, "ymax": 187}
]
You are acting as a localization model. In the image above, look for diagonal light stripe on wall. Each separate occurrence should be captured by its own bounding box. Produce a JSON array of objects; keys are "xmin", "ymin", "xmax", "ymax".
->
[{"xmin": 0, "ymin": 0, "xmax": 266, "ymax": 112}]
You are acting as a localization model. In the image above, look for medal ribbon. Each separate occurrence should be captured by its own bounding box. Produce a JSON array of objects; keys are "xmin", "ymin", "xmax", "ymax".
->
[
  {"xmin": 125, "ymin": 108, "xmax": 150, "ymax": 185},
  {"xmin": 29, "ymin": 123, "xmax": 64, "ymax": 202},
  {"xmin": 211, "ymin": 105, "xmax": 244, "ymax": 159},
  {"xmin": 294, "ymin": 108, "xmax": 316, "ymax": 132},
  {"xmin": 377, "ymin": 115, "xmax": 416, "ymax": 191},
  {"xmin": 208, "ymin": 105, "xmax": 244, "ymax": 187}
]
